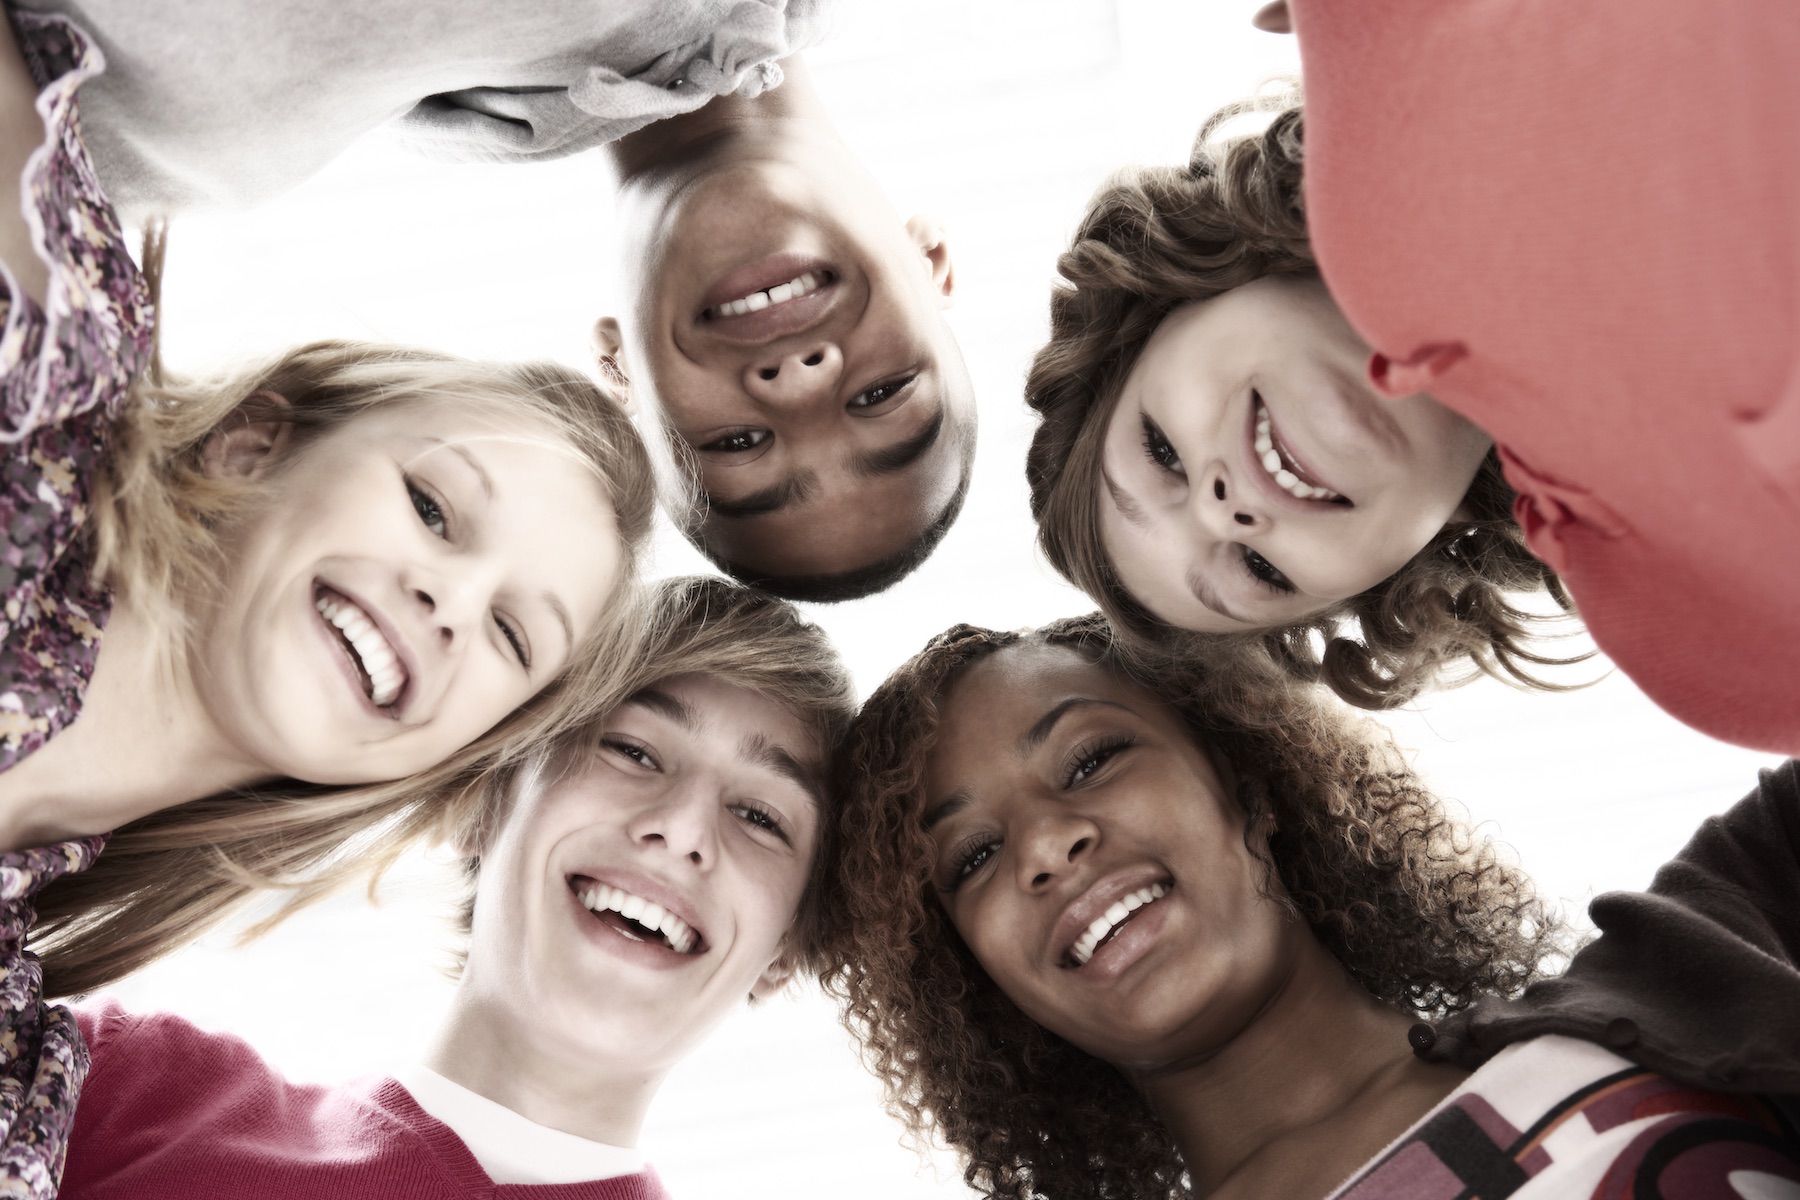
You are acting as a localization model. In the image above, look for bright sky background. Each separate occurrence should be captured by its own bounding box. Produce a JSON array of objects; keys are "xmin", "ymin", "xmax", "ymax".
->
[{"xmin": 98, "ymin": 2, "xmax": 1784, "ymax": 1196}]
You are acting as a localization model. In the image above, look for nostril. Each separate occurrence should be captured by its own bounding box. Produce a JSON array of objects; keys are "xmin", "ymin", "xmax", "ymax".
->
[
  {"xmin": 1069, "ymin": 837, "xmax": 1090, "ymax": 859},
  {"xmin": 413, "ymin": 587, "xmax": 436, "ymax": 610},
  {"xmin": 1234, "ymin": 513, "xmax": 1254, "ymax": 526},
  {"xmin": 1213, "ymin": 479, "xmax": 1226, "ymax": 501},
  {"xmin": 758, "ymin": 367, "xmax": 778, "ymax": 381},
  {"xmin": 802, "ymin": 351, "xmax": 823, "ymax": 367}
]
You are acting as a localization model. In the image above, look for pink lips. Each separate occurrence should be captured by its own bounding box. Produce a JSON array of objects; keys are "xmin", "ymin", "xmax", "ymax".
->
[
  {"xmin": 1241, "ymin": 397, "xmax": 1352, "ymax": 513},
  {"xmin": 1050, "ymin": 865, "xmax": 1173, "ymax": 970},
  {"xmin": 310, "ymin": 581, "xmax": 416, "ymax": 720},
  {"xmin": 694, "ymin": 253, "xmax": 841, "ymax": 344}
]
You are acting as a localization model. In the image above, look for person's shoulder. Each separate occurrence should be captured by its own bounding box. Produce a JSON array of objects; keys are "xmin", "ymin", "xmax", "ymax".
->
[{"xmin": 75, "ymin": 998, "xmax": 290, "ymax": 1101}]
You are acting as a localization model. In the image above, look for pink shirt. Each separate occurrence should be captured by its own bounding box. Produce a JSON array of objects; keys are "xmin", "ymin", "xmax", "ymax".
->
[
  {"xmin": 60, "ymin": 1003, "xmax": 671, "ymax": 1200},
  {"xmin": 1290, "ymin": 0, "xmax": 1800, "ymax": 753}
]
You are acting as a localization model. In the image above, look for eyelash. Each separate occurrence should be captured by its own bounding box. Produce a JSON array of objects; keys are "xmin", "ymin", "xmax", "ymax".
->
[
  {"xmin": 699, "ymin": 428, "xmax": 770, "ymax": 454},
  {"xmin": 407, "ymin": 478, "xmax": 448, "ymax": 537},
  {"xmin": 945, "ymin": 832, "xmax": 999, "ymax": 890},
  {"xmin": 1140, "ymin": 415, "xmax": 1184, "ymax": 475},
  {"xmin": 1240, "ymin": 547, "xmax": 1296, "ymax": 595},
  {"xmin": 849, "ymin": 374, "xmax": 917, "ymax": 410},
  {"xmin": 732, "ymin": 801, "xmax": 792, "ymax": 845},
  {"xmin": 1064, "ymin": 734, "xmax": 1135, "ymax": 787}
]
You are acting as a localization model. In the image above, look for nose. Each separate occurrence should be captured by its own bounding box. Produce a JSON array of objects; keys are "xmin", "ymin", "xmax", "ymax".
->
[
  {"xmin": 624, "ymin": 777, "xmax": 718, "ymax": 869},
  {"xmin": 1013, "ymin": 808, "xmax": 1100, "ymax": 892},
  {"xmin": 740, "ymin": 343, "xmax": 844, "ymax": 409},
  {"xmin": 1193, "ymin": 461, "xmax": 1270, "ymax": 538},
  {"xmin": 400, "ymin": 561, "xmax": 487, "ymax": 650}
]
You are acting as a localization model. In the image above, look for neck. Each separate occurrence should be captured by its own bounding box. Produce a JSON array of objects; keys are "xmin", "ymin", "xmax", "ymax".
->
[
  {"xmin": 426, "ymin": 983, "xmax": 662, "ymax": 1148},
  {"xmin": 0, "ymin": 597, "xmax": 268, "ymax": 851},
  {"xmin": 607, "ymin": 55, "xmax": 835, "ymax": 185},
  {"xmin": 1132, "ymin": 940, "xmax": 1465, "ymax": 1198}
]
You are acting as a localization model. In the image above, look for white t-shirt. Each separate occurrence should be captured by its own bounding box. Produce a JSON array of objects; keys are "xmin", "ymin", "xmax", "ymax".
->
[{"xmin": 393, "ymin": 1064, "xmax": 646, "ymax": 1186}]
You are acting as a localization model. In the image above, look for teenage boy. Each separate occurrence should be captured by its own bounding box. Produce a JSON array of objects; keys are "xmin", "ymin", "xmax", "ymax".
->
[
  {"xmin": 600, "ymin": 55, "xmax": 976, "ymax": 602},
  {"xmin": 55, "ymin": 578, "xmax": 855, "ymax": 1199}
]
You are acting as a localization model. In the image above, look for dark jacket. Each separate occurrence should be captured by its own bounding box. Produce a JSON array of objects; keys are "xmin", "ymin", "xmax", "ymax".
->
[{"xmin": 1414, "ymin": 761, "xmax": 1800, "ymax": 1102}]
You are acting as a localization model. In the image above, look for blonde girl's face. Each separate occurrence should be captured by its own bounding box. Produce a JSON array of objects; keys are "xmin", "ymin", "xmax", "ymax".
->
[
  {"xmin": 1096, "ymin": 275, "xmax": 1493, "ymax": 633},
  {"xmin": 196, "ymin": 400, "xmax": 623, "ymax": 786}
]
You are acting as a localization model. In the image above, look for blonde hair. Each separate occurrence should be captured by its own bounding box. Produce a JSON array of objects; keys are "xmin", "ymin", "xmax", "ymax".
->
[
  {"xmin": 36, "ymin": 339, "xmax": 657, "ymax": 997},
  {"xmin": 448, "ymin": 575, "xmax": 857, "ymax": 976},
  {"xmin": 1025, "ymin": 90, "xmax": 1580, "ymax": 709}
]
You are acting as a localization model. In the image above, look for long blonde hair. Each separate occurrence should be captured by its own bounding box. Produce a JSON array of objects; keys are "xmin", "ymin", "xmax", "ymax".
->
[{"xmin": 36, "ymin": 338, "xmax": 657, "ymax": 997}]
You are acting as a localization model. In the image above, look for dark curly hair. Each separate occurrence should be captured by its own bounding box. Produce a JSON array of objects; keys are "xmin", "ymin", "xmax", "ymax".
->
[
  {"xmin": 822, "ymin": 614, "xmax": 1565, "ymax": 1200},
  {"xmin": 1024, "ymin": 88, "xmax": 1583, "ymax": 710}
]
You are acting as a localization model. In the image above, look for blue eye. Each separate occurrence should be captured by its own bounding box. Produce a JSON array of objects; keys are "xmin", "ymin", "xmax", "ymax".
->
[{"xmin": 408, "ymin": 480, "xmax": 447, "ymax": 537}]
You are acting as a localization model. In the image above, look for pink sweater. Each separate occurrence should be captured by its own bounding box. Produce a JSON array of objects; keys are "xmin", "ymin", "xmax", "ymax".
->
[
  {"xmin": 1290, "ymin": 0, "xmax": 1800, "ymax": 753},
  {"xmin": 60, "ymin": 1003, "xmax": 671, "ymax": 1200}
]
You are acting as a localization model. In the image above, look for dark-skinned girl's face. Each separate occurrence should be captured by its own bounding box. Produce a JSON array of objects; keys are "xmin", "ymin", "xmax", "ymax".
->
[{"xmin": 921, "ymin": 641, "xmax": 1308, "ymax": 1070}]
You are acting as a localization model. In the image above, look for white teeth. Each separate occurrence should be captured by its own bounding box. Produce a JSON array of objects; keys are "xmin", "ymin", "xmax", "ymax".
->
[
  {"xmin": 711, "ymin": 271, "xmax": 822, "ymax": 318},
  {"xmin": 578, "ymin": 883, "xmax": 697, "ymax": 954},
  {"xmin": 315, "ymin": 593, "xmax": 407, "ymax": 707},
  {"xmin": 1069, "ymin": 883, "xmax": 1169, "ymax": 967},
  {"xmin": 1253, "ymin": 403, "xmax": 1343, "ymax": 502}
]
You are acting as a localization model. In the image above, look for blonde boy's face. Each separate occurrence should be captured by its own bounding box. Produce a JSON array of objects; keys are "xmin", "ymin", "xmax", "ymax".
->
[{"xmin": 461, "ymin": 675, "xmax": 823, "ymax": 1075}]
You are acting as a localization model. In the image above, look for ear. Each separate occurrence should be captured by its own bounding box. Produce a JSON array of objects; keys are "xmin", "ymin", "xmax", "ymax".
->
[
  {"xmin": 590, "ymin": 316, "xmax": 636, "ymax": 413},
  {"xmin": 904, "ymin": 214, "xmax": 956, "ymax": 308},
  {"xmin": 1251, "ymin": 0, "xmax": 1292, "ymax": 33},
  {"xmin": 201, "ymin": 390, "xmax": 293, "ymax": 480},
  {"xmin": 748, "ymin": 940, "xmax": 801, "ymax": 1003}
]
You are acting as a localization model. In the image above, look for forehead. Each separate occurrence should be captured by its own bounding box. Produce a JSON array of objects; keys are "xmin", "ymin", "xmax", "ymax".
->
[
  {"xmin": 625, "ymin": 673, "xmax": 822, "ymax": 769},
  {"xmin": 929, "ymin": 642, "xmax": 1159, "ymax": 775}
]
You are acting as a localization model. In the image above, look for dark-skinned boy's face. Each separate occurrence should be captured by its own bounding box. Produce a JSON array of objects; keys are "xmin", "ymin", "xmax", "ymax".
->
[{"xmin": 616, "ymin": 154, "xmax": 975, "ymax": 584}]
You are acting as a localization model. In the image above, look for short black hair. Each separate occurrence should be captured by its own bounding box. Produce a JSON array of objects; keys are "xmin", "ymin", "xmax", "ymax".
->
[{"xmin": 693, "ymin": 457, "xmax": 973, "ymax": 603}]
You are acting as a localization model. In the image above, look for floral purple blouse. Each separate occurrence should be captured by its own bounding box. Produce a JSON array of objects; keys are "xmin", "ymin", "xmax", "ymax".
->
[{"xmin": 0, "ymin": 9, "xmax": 152, "ymax": 1197}]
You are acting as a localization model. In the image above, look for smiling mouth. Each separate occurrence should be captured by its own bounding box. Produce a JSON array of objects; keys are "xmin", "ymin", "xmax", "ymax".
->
[
  {"xmin": 572, "ymin": 878, "xmax": 702, "ymax": 955},
  {"xmin": 1065, "ymin": 882, "xmax": 1170, "ymax": 968},
  {"xmin": 314, "ymin": 585, "xmax": 407, "ymax": 708},
  {"xmin": 702, "ymin": 269, "xmax": 833, "ymax": 321},
  {"xmin": 1253, "ymin": 396, "xmax": 1351, "ymax": 505}
]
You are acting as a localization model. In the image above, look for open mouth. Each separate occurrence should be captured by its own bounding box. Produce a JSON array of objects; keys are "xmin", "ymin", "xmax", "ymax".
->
[
  {"xmin": 702, "ymin": 269, "xmax": 833, "ymax": 321},
  {"xmin": 572, "ymin": 877, "xmax": 702, "ymax": 955},
  {"xmin": 1065, "ymin": 882, "xmax": 1170, "ymax": 968},
  {"xmin": 1253, "ymin": 395, "xmax": 1351, "ymax": 505},
  {"xmin": 314, "ymin": 585, "xmax": 407, "ymax": 708}
]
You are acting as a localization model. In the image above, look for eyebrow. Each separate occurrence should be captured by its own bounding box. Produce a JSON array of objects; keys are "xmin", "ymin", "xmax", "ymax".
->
[
  {"xmin": 542, "ymin": 592, "xmax": 574, "ymax": 656},
  {"xmin": 1185, "ymin": 565, "xmax": 1250, "ymax": 624},
  {"xmin": 703, "ymin": 469, "xmax": 820, "ymax": 520},
  {"xmin": 623, "ymin": 687, "xmax": 702, "ymax": 728},
  {"xmin": 422, "ymin": 438, "xmax": 495, "ymax": 499},
  {"xmin": 1100, "ymin": 465, "xmax": 1150, "ymax": 530},
  {"xmin": 921, "ymin": 696, "xmax": 1139, "ymax": 832},
  {"xmin": 740, "ymin": 733, "xmax": 826, "ymax": 811},
  {"xmin": 848, "ymin": 405, "xmax": 945, "ymax": 479}
]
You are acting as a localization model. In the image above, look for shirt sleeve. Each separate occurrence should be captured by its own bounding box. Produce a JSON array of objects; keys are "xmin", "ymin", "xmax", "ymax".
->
[{"xmin": 0, "ymin": 836, "xmax": 105, "ymax": 1198}]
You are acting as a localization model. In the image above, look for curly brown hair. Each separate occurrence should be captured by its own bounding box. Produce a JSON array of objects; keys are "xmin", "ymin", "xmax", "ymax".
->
[
  {"xmin": 1024, "ymin": 90, "xmax": 1581, "ymax": 710},
  {"xmin": 822, "ymin": 615, "xmax": 1564, "ymax": 1200}
]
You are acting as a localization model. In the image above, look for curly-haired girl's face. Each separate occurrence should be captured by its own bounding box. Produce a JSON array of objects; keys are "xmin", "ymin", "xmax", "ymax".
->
[
  {"xmin": 921, "ymin": 640, "xmax": 1310, "ymax": 1069},
  {"xmin": 1096, "ymin": 275, "xmax": 1493, "ymax": 633}
]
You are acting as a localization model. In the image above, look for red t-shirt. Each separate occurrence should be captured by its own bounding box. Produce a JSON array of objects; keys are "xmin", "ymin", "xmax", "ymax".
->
[
  {"xmin": 1291, "ymin": 0, "xmax": 1800, "ymax": 753},
  {"xmin": 61, "ymin": 1003, "xmax": 671, "ymax": 1200}
]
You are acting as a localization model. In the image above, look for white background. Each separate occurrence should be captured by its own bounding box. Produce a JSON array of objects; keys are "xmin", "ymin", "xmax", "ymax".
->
[{"xmin": 99, "ymin": 2, "xmax": 1782, "ymax": 1196}]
